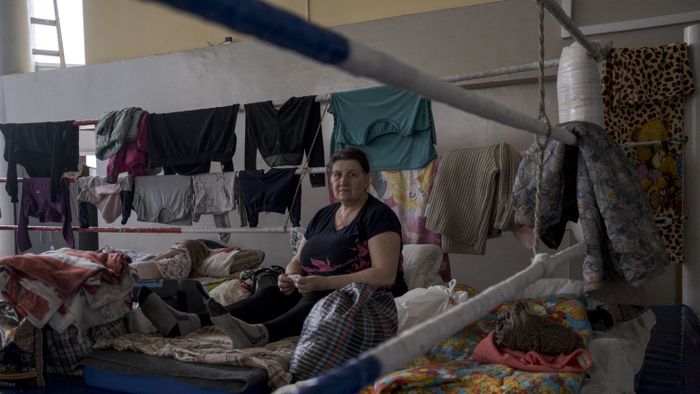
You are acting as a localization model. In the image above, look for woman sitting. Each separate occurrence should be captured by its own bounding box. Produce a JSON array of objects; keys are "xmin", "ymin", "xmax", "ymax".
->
[{"xmin": 138, "ymin": 147, "xmax": 407, "ymax": 348}]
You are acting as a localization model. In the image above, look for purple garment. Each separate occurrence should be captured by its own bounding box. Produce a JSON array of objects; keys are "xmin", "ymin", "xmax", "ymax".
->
[{"xmin": 17, "ymin": 178, "xmax": 74, "ymax": 252}]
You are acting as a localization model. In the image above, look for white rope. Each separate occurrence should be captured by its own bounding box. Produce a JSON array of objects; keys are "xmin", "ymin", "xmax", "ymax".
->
[{"xmin": 557, "ymin": 43, "xmax": 605, "ymax": 125}]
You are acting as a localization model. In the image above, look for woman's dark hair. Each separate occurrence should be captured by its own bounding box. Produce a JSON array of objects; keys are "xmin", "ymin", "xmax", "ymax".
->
[{"xmin": 328, "ymin": 147, "xmax": 370, "ymax": 174}]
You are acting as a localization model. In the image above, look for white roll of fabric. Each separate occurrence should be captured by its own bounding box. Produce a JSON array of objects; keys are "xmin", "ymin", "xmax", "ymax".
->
[{"xmin": 557, "ymin": 42, "xmax": 604, "ymax": 126}]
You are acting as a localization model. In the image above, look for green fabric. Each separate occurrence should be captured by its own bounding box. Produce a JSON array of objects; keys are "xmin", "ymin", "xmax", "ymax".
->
[{"xmin": 329, "ymin": 85, "xmax": 436, "ymax": 171}]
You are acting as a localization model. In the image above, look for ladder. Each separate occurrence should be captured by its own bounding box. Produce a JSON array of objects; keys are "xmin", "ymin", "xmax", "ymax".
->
[{"xmin": 29, "ymin": 0, "xmax": 65, "ymax": 69}]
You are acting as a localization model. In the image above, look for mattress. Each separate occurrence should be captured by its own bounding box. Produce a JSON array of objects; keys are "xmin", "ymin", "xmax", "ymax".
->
[
  {"xmin": 81, "ymin": 349, "xmax": 268, "ymax": 393},
  {"xmin": 635, "ymin": 304, "xmax": 700, "ymax": 393}
]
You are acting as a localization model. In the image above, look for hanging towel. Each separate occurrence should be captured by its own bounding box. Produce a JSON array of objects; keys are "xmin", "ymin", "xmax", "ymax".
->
[
  {"xmin": 245, "ymin": 96, "xmax": 325, "ymax": 187},
  {"xmin": 329, "ymin": 85, "xmax": 436, "ymax": 171},
  {"xmin": 148, "ymin": 105, "xmax": 238, "ymax": 175},
  {"xmin": 1, "ymin": 121, "xmax": 79, "ymax": 203},
  {"xmin": 133, "ymin": 175, "xmax": 193, "ymax": 225},
  {"xmin": 426, "ymin": 143, "xmax": 521, "ymax": 254},
  {"xmin": 601, "ymin": 43, "xmax": 695, "ymax": 265},
  {"xmin": 95, "ymin": 107, "xmax": 144, "ymax": 160},
  {"xmin": 17, "ymin": 178, "xmax": 74, "ymax": 252}
]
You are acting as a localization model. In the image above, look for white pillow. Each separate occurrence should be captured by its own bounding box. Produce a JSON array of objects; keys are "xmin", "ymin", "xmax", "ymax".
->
[{"xmin": 401, "ymin": 244, "xmax": 444, "ymax": 289}]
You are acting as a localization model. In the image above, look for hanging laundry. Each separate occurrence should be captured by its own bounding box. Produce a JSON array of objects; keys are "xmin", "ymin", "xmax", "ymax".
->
[
  {"xmin": 329, "ymin": 85, "xmax": 436, "ymax": 171},
  {"xmin": 512, "ymin": 143, "xmax": 579, "ymax": 249},
  {"xmin": 133, "ymin": 175, "xmax": 193, "ymax": 225},
  {"xmin": 426, "ymin": 143, "xmax": 521, "ymax": 255},
  {"xmin": 516, "ymin": 121, "xmax": 668, "ymax": 295},
  {"xmin": 95, "ymin": 107, "xmax": 144, "ymax": 160},
  {"xmin": 192, "ymin": 172, "xmax": 236, "ymax": 243},
  {"xmin": 601, "ymin": 43, "xmax": 695, "ymax": 264},
  {"xmin": 107, "ymin": 111, "xmax": 155, "ymax": 178},
  {"xmin": 148, "ymin": 105, "xmax": 239, "ymax": 175},
  {"xmin": 17, "ymin": 178, "xmax": 74, "ymax": 252},
  {"xmin": 369, "ymin": 158, "xmax": 451, "ymax": 281},
  {"xmin": 245, "ymin": 96, "xmax": 325, "ymax": 187},
  {"xmin": 238, "ymin": 169, "xmax": 301, "ymax": 227},
  {"xmin": 77, "ymin": 175, "xmax": 133, "ymax": 225},
  {"xmin": 1, "ymin": 121, "xmax": 79, "ymax": 203}
]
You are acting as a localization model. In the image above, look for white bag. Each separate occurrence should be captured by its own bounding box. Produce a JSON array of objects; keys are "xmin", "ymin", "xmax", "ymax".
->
[{"xmin": 395, "ymin": 279, "xmax": 470, "ymax": 332}]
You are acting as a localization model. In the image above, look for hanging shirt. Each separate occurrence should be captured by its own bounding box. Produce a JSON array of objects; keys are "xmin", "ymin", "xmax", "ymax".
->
[
  {"xmin": 107, "ymin": 111, "xmax": 154, "ymax": 178},
  {"xmin": 1, "ymin": 121, "xmax": 79, "ymax": 203},
  {"xmin": 77, "ymin": 175, "xmax": 133, "ymax": 224},
  {"xmin": 244, "ymin": 96, "xmax": 325, "ymax": 187},
  {"xmin": 17, "ymin": 178, "xmax": 74, "ymax": 252},
  {"xmin": 329, "ymin": 85, "xmax": 437, "ymax": 171},
  {"xmin": 238, "ymin": 169, "xmax": 302, "ymax": 227},
  {"xmin": 148, "ymin": 105, "xmax": 239, "ymax": 175},
  {"xmin": 300, "ymin": 194, "xmax": 407, "ymax": 297},
  {"xmin": 133, "ymin": 175, "xmax": 193, "ymax": 225}
]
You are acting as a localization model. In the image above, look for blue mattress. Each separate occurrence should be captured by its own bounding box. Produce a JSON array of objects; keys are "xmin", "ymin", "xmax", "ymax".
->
[{"xmin": 635, "ymin": 304, "xmax": 700, "ymax": 393}]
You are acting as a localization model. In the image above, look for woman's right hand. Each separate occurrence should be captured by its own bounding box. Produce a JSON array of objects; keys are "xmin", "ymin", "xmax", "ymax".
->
[{"xmin": 277, "ymin": 273, "xmax": 296, "ymax": 295}]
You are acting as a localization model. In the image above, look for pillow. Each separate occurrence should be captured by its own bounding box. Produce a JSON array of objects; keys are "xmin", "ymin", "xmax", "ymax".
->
[
  {"xmin": 192, "ymin": 249, "xmax": 265, "ymax": 278},
  {"xmin": 401, "ymin": 244, "xmax": 444, "ymax": 289},
  {"xmin": 208, "ymin": 278, "xmax": 251, "ymax": 306}
]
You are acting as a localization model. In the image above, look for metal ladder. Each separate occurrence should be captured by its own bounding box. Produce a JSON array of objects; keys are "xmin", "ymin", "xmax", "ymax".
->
[{"xmin": 29, "ymin": 0, "xmax": 65, "ymax": 68}]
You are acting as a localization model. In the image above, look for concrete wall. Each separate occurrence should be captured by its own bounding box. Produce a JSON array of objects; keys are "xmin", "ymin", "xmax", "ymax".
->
[
  {"xmin": 2, "ymin": 0, "xmax": 699, "ymax": 304},
  {"xmin": 83, "ymin": 0, "xmax": 499, "ymax": 64}
]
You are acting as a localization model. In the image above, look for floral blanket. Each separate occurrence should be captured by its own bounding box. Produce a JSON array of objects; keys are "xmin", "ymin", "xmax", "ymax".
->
[{"xmin": 365, "ymin": 294, "xmax": 591, "ymax": 393}]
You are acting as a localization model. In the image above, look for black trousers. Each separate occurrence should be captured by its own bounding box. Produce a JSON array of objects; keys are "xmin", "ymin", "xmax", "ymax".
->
[{"xmin": 199, "ymin": 286, "xmax": 330, "ymax": 342}]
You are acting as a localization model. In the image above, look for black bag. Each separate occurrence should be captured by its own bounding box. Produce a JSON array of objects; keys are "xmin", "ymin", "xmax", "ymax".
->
[{"xmin": 239, "ymin": 266, "xmax": 285, "ymax": 294}]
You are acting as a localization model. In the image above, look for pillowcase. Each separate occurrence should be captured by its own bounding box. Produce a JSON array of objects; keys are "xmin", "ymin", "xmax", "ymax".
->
[
  {"xmin": 192, "ymin": 248, "xmax": 265, "ymax": 278},
  {"xmin": 401, "ymin": 244, "xmax": 444, "ymax": 289}
]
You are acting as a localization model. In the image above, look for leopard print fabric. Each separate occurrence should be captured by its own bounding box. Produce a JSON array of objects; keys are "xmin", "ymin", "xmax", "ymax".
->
[{"xmin": 601, "ymin": 43, "xmax": 695, "ymax": 264}]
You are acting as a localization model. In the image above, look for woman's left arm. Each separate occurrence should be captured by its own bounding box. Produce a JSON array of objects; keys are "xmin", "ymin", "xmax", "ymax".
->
[{"xmin": 296, "ymin": 231, "xmax": 401, "ymax": 294}]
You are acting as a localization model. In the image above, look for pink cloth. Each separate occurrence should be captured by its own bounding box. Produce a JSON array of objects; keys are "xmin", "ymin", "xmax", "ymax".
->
[
  {"xmin": 472, "ymin": 332, "xmax": 593, "ymax": 373},
  {"xmin": 107, "ymin": 112, "xmax": 151, "ymax": 177}
]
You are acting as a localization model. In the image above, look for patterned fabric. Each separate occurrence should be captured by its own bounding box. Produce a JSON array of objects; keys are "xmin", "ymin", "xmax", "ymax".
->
[
  {"xmin": 43, "ymin": 318, "xmax": 127, "ymax": 375},
  {"xmin": 371, "ymin": 158, "xmax": 451, "ymax": 280},
  {"xmin": 564, "ymin": 121, "xmax": 668, "ymax": 293},
  {"xmin": 0, "ymin": 302, "xmax": 44, "ymax": 388},
  {"xmin": 601, "ymin": 43, "xmax": 695, "ymax": 264},
  {"xmin": 367, "ymin": 294, "xmax": 591, "ymax": 393},
  {"xmin": 426, "ymin": 143, "xmax": 521, "ymax": 254},
  {"xmin": 512, "ymin": 142, "xmax": 579, "ymax": 249},
  {"xmin": 94, "ymin": 326, "xmax": 297, "ymax": 390},
  {"xmin": 153, "ymin": 247, "xmax": 192, "ymax": 279},
  {"xmin": 290, "ymin": 283, "xmax": 397, "ymax": 381}
]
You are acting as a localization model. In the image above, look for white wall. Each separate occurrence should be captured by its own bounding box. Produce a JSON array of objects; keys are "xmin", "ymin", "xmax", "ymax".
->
[{"xmin": 0, "ymin": 0, "xmax": 695, "ymax": 303}]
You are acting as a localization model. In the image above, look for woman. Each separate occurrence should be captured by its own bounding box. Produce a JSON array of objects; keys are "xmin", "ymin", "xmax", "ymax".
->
[{"xmin": 138, "ymin": 147, "xmax": 407, "ymax": 348}]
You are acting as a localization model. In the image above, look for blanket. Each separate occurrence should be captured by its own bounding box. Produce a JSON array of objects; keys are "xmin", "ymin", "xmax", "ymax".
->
[{"xmin": 94, "ymin": 326, "xmax": 298, "ymax": 390}]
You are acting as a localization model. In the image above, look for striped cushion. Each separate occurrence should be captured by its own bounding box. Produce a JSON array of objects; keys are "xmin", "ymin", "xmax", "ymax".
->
[{"xmin": 290, "ymin": 283, "xmax": 397, "ymax": 381}]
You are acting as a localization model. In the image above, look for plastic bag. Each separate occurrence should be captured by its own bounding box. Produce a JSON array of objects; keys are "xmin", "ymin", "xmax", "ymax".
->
[{"xmin": 395, "ymin": 279, "xmax": 470, "ymax": 332}]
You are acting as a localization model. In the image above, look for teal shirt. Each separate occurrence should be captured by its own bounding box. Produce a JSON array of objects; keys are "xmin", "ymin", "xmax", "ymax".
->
[{"xmin": 329, "ymin": 85, "xmax": 437, "ymax": 171}]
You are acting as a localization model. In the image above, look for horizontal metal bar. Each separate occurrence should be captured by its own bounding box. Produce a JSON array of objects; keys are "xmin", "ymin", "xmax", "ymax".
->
[
  {"xmin": 32, "ymin": 48, "xmax": 61, "ymax": 57},
  {"xmin": 30, "ymin": 17, "xmax": 57, "ymax": 26}
]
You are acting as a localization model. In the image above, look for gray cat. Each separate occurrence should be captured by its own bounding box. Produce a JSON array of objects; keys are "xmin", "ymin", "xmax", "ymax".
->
[{"xmin": 495, "ymin": 301, "xmax": 584, "ymax": 355}]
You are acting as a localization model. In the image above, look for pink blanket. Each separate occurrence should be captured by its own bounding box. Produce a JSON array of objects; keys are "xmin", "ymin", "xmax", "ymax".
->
[{"xmin": 472, "ymin": 332, "xmax": 593, "ymax": 373}]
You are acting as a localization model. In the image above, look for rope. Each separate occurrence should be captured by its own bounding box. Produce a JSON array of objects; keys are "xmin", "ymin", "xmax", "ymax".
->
[
  {"xmin": 283, "ymin": 100, "xmax": 331, "ymax": 229},
  {"xmin": 532, "ymin": 0, "xmax": 553, "ymax": 255}
]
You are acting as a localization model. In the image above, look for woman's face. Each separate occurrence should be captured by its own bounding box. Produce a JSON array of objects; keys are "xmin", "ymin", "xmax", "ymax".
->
[{"xmin": 331, "ymin": 159, "xmax": 370, "ymax": 205}]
